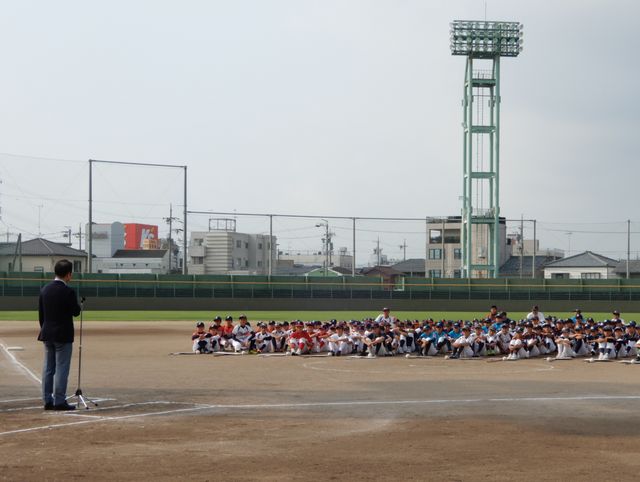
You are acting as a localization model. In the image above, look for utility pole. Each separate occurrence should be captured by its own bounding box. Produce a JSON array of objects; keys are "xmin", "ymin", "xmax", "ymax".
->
[
  {"xmin": 324, "ymin": 223, "xmax": 329, "ymax": 274},
  {"xmin": 377, "ymin": 238, "xmax": 381, "ymax": 266},
  {"xmin": 399, "ymin": 239, "xmax": 407, "ymax": 261},
  {"xmin": 519, "ymin": 214, "xmax": 524, "ymax": 279},
  {"xmin": 76, "ymin": 223, "xmax": 82, "ymax": 251},
  {"xmin": 168, "ymin": 204, "xmax": 173, "ymax": 273},
  {"xmin": 0, "ymin": 178, "xmax": 3, "ymax": 227},
  {"xmin": 164, "ymin": 203, "xmax": 180, "ymax": 274},
  {"xmin": 627, "ymin": 219, "xmax": 631, "ymax": 279},
  {"xmin": 37, "ymin": 204, "xmax": 44, "ymax": 237},
  {"xmin": 532, "ymin": 219, "xmax": 537, "ymax": 279},
  {"xmin": 352, "ymin": 217, "xmax": 356, "ymax": 277},
  {"xmin": 315, "ymin": 219, "xmax": 332, "ymax": 275},
  {"xmin": 63, "ymin": 226, "xmax": 72, "ymax": 245}
]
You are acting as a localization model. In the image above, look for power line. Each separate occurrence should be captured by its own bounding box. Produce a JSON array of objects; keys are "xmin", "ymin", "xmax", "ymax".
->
[{"xmin": 0, "ymin": 152, "xmax": 84, "ymax": 164}]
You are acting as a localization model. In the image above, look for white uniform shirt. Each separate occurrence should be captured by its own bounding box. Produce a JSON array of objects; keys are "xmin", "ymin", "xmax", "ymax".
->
[
  {"xmin": 374, "ymin": 314, "xmax": 395, "ymax": 324},
  {"xmin": 232, "ymin": 324, "xmax": 252, "ymax": 340},
  {"xmin": 526, "ymin": 311, "xmax": 545, "ymax": 323}
]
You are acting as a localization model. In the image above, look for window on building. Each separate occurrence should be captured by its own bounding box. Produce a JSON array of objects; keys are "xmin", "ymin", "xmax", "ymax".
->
[
  {"xmin": 581, "ymin": 272, "xmax": 601, "ymax": 279},
  {"xmin": 257, "ymin": 261, "xmax": 262, "ymax": 267},
  {"xmin": 444, "ymin": 230, "xmax": 461, "ymax": 244},
  {"xmin": 192, "ymin": 257, "xmax": 204, "ymax": 265},
  {"xmin": 245, "ymin": 260, "xmax": 249, "ymax": 267},
  {"xmin": 194, "ymin": 238, "xmax": 204, "ymax": 246},
  {"xmin": 245, "ymin": 242, "xmax": 249, "ymax": 249},
  {"xmin": 429, "ymin": 230, "xmax": 442, "ymax": 244},
  {"xmin": 453, "ymin": 248, "xmax": 462, "ymax": 260},
  {"xmin": 428, "ymin": 248, "xmax": 442, "ymax": 260},
  {"xmin": 237, "ymin": 258, "xmax": 241, "ymax": 267},
  {"xmin": 73, "ymin": 261, "xmax": 82, "ymax": 273},
  {"xmin": 453, "ymin": 269, "xmax": 462, "ymax": 278},
  {"xmin": 429, "ymin": 269, "xmax": 442, "ymax": 278},
  {"xmin": 258, "ymin": 243, "xmax": 263, "ymax": 250},
  {"xmin": 552, "ymin": 273, "xmax": 570, "ymax": 279},
  {"xmin": 34, "ymin": 266, "xmax": 44, "ymax": 272},
  {"xmin": 267, "ymin": 243, "xmax": 271, "ymax": 250},
  {"xmin": 234, "ymin": 240, "xmax": 240, "ymax": 248}
]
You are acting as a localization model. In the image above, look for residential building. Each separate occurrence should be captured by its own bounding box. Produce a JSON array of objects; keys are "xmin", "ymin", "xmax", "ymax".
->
[
  {"xmin": 0, "ymin": 238, "xmax": 87, "ymax": 273},
  {"xmin": 274, "ymin": 261, "xmax": 318, "ymax": 276},
  {"xmin": 87, "ymin": 222, "xmax": 125, "ymax": 257},
  {"xmin": 369, "ymin": 246, "xmax": 388, "ymax": 267},
  {"xmin": 392, "ymin": 258, "xmax": 426, "ymax": 277},
  {"xmin": 507, "ymin": 237, "xmax": 564, "ymax": 258},
  {"xmin": 124, "ymin": 224, "xmax": 160, "ymax": 250},
  {"xmin": 360, "ymin": 265, "xmax": 405, "ymax": 288},
  {"xmin": 93, "ymin": 249, "xmax": 169, "ymax": 274},
  {"xmin": 543, "ymin": 251, "xmax": 619, "ymax": 279},
  {"xmin": 499, "ymin": 255, "xmax": 562, "ymax": 278},
  {"xmin": 188, "ymin": 229, "xmax": 276, "ymax": 275},
  {"xmin": 425, "ymin": 216, "xmax": 508, "ymax": 278},
  {"xmin": 278, "ymin": 247, "xmax": 353, "ymax": 271},
  {"xmin": 614, "ymin": 260, "xmax": 640, "ymax": 279},
  {"xmin": 306, "ymin": 266, "xmax": 353, "ymax": 277}
]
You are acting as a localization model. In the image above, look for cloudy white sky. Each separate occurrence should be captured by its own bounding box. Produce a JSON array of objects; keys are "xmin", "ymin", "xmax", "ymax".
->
[{"xmin": 0, "ymin": 0, "xmax": 639, "ymax": 263}]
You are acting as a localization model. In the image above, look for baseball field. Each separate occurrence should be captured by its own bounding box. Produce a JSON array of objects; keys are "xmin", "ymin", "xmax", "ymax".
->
[{"xmin": 2, "ymin": 314, "xmax": 640, "ymax": 481}]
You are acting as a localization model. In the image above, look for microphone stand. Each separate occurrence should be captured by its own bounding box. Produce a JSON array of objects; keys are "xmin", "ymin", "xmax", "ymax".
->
[{"xmin": 66, "ymin": 297, "xmax": 98, "ymax": 409}]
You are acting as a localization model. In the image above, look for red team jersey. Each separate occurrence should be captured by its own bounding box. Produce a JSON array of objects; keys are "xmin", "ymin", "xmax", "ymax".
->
[{"xmin": 290, "ymin": 330, "xmax": 313, "ymax": 343}]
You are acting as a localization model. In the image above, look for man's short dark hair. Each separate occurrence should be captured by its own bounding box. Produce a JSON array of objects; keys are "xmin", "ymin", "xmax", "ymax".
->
[{"xmin": 54, "ymin": 259, "xmax": 73, "ymax": 278}]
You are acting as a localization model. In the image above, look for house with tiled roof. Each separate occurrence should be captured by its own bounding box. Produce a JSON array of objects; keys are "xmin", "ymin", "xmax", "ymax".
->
[
  {"xmin": 0, "ymin": 238, "xmax": 87, "ymax": 273},
  {"xmin": 542, "ymin": 251, "xmax": 619, "ymax": 280}
]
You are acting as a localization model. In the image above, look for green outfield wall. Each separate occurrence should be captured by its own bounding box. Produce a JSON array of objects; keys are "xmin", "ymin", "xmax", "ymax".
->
[{"xmin": 2, "ymin": 272, "xmax": 640, "ymax": 312}]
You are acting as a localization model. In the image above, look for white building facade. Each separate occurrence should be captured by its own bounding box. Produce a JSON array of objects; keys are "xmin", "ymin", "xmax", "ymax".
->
[
  {"xmin": 93, "ymin": 249, "xmax": 169, "ymax": 274},
  {"xmin": 188, "ymin": 230, "xmax": 276, "ymax": 275},
  {"xmin": 543, "ymin": 251, "xmax": 619, "ymax": 280}
]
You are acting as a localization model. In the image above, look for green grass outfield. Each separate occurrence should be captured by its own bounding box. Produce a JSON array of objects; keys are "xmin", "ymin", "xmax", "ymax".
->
[{"xmin": 1, "ymin": 310, "xmax": 638, "ymax": 322}]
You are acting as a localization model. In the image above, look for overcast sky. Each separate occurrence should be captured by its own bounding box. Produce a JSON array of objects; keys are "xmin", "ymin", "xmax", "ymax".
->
[{"xmin": 0, "ymin": 0, "xmax": 639, "ymax": 263}]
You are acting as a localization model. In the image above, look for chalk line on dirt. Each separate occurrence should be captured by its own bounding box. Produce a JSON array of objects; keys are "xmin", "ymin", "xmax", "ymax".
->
[
  {"xmin": 2, "ymin": 395, "xmax": 640, "ymax": 438},
  {"xmin": 0, "ymin": 340, "xmax": 41, "ymax": 385}
]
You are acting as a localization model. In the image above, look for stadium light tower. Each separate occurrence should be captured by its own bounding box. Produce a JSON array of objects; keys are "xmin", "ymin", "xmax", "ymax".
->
[{"xmin": 450, "ymin": 20, "xmax": 523, "ymax": 278}]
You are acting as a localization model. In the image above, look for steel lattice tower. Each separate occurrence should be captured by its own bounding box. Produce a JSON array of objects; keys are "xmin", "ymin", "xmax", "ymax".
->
[{"xmin": 450, "ymin": 20, "xmax": 523, "ymax": 278}]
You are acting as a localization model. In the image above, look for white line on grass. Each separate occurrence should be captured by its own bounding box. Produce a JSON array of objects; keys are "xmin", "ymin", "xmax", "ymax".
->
[
  {"xmin": 2, "ymin": 395, "xmax": 640, "ymax": 438},
  {"xmin": 0, "ymin": 340, "xmax": 41, "ymax": 385}
]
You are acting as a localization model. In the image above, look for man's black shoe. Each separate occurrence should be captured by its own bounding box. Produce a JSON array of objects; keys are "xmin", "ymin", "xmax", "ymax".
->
[
  {"xmin": 44, "ymin": 403, "xmax": 54, "ymax": 411},
  {"xmin": 53, "ymin": 403, "xmax": 76, "ymax": 411}
]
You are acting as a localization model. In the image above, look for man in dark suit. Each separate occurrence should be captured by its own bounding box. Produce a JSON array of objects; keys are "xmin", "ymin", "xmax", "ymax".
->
[{"xmin": 38, "ymin": 259, "xmax": 82, "ymax": 410}]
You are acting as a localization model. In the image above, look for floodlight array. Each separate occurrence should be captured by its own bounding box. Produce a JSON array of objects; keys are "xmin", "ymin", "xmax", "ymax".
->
[{"xmin": 450, "ymin": 20, "xmax": 523, "ymax": 58}]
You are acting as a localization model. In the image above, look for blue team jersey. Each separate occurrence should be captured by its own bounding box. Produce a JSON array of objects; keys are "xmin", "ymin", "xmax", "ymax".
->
[{"xmin": 448, "ymin": 330, "xmax": 462, "ymax": 340}]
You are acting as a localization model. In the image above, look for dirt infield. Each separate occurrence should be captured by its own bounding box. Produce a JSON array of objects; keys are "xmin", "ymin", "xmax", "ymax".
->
[{"xmin": 2, "ymin": 320, "xmax": 640, "ymax": 481}]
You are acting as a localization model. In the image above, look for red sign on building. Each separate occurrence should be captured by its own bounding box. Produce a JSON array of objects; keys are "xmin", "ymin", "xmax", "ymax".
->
[{"xmin": 124, "ymin": 224, "xmax": 159, "ymax": 250}]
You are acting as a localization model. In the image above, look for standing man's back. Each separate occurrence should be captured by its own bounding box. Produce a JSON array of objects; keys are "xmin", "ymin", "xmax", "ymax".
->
[{"xmin": 38, "ymin": 259, "xmax": 81, "ymax": 411}]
